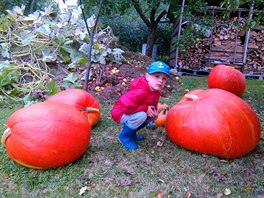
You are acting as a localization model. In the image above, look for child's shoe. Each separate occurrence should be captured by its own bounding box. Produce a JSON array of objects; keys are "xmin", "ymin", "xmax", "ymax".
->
[
  {"xmin": 133, "ymin": 133, "xmax": 144, "ymax": 141},
  {"xmin": 118, "ymin": 124, "xmax": 138, "ymax": 150}
]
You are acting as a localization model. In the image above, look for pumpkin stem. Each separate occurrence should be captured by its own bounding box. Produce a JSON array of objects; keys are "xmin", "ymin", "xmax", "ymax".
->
[
  {"xmin": 1, "ymin": 128, "xmax": 11, "ymax": 145},
  {"xmin": 184, "ymin": 94, "xmax": 199, "ymax": 101},
  {"xmin": 86, "ymin": 107, "xmax": 100, "ymax": 113}
]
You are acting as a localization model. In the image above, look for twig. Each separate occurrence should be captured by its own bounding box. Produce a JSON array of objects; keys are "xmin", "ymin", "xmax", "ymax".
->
[{"xmin": 79, "ymin": 0, "xmax": 103, "ymax": 91}]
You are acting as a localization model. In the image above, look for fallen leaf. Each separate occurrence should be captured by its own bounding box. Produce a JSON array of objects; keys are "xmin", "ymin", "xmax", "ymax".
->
[
  {"xmin": 224, "ymin": 188, "xmax": 231, "ymax": 195},
  {"xmin": 157, "ymin": 141, "xmax": 163, "ymax": 147},
  {"xmin": 123, "ymin": 168, "xmax": 134, "ymax": 175},
  {"xmin": 186, "ymin": 191, "xmax": 192, "ymax": 198},
  {"xmin": 79, "ymin": 186, "xmax": 89, "ymax": 195},
  {"xmin": 245, "ymin": 187, "xmax": 253, "ymax": 192},
  {"xmin": 219, "ymin": 159, "xmax": 229, "ymax": 163},
  {"xmin": 157, "ymin": 192, "xmax": 163, "ymax": 198},
  {"xmin": 202, "ymin": 154, "xmax": 208, "ymax": 158}
]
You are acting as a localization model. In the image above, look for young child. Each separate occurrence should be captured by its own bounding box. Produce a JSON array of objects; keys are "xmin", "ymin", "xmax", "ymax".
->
[{"xmin": 111, "ymin": 61, "xmax": 170, "ymax": 150}]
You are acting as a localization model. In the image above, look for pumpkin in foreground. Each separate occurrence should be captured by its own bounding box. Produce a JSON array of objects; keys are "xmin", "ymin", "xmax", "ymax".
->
[
  {"xmin": 46, "ymin": 89, "xmax": 100, "ymax": 127},
  {"xmin": 165, "ymin": 89, "xmax": 261, "ymax": 159},
  {"xmin": 208, "ymin": 64, "xmax": 246, "ymax": 97},
  {"xmin": 1, "ymin": 102, "xmax": 91, "ymax": 169}
]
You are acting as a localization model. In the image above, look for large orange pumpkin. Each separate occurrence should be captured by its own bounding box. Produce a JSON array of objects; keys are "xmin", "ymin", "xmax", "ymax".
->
[
  {"xmin": 165, "ymin": 89, "xmax": 261, "ymax": 159},
  {"xmin": 1, "ymin": 102, "xmax": 91, "ymax": 169},
  {"xmin": 208, "ymin": 65, "xmax": 246, "ymax": 97},
  {"xmin": 46, "ymin": 89, "xmax": 100, "ymax": 127}
]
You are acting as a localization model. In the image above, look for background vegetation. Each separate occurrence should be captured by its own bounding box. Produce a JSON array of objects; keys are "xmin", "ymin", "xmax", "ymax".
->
[{"xmin": 1, "ymin": 0, "xmax": 263, "ymax": 61}]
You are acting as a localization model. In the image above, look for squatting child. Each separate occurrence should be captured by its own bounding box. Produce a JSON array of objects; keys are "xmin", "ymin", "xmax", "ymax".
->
[{"xmin": 110, "ymin": 61, "xmax": 170, "ymax": 150}]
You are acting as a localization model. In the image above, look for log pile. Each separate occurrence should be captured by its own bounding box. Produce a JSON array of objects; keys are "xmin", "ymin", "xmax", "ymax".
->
[
  {"xmin": 244, "ymin": 28, "xmax": 264, "ymax": 74},
  {"xmin": 170, "ymin": 16, "xmax": 264, "ymax": 76},
  {"xmin": 193, "ymin": 17, "xmax": 246, "ymax": 70},
  {"xmin": 177, "ymin": 39, "xmax": 211, "ymax": 71}
]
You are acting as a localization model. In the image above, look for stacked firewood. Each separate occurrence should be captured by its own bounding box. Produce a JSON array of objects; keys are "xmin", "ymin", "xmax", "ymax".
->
[
  {"xmin": 204, "ymin": 17, "xmax": 246, "ymax": 70},
  {"xmin": 174, "ymin": 16, "xmax": 264, "ymax": 75},
  {"xmin": 244, "ymin": 28, "xmax": 264, "ymax": 74},
  {"xmin": 177, "ymin": 39, "xmax": 211, "ymax": 70},
  {"xmin": 212, "ymin": 17, "xmax": 246, "ymax": 46}
]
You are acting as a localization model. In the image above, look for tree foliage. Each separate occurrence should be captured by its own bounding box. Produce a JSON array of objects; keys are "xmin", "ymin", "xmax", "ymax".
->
[
  {"xmin": 221, "ymin": 0, "xmax": 264, "ymax": 28},
  {"xmin": 3, "ymin": 0, "xmax": 263, "ymax": 64},
  {"xmin": 0, "ymin": 0, "xmax": 52, "ymax": 15}
]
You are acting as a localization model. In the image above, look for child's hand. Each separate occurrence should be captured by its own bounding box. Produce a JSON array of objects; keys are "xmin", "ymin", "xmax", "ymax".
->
[{"xmin": 147, "ymin": 106, "xmax": 158, "ymax": 117}]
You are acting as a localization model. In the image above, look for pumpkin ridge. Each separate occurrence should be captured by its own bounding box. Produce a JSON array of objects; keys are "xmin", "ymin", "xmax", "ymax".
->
[
  {"xmin": 9, "ymin": 116, "xmax": 89, "ymax": 128},
  {"xmin": 231, "ymin": 100, "xmax": 260, "ymax": 144}
]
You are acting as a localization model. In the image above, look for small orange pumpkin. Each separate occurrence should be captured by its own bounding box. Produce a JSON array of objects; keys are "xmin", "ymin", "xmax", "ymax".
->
[
  {"xmin": 46, "ymin": 89, "xmax": 100, "ymax": 127},
  {"xmin": 157, "ymin": 102, "xmax": 169, "ymax": 113},
  {"xmin": 154, "ymin": 108, "xmax": 169, "ymax": 127}
]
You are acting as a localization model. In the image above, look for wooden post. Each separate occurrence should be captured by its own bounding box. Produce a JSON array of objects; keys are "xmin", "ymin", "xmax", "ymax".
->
[
  {"xmin": 242, "ymin": 0, "xmax": 254, "ymax": 72},
  {"xmin": 174, "ymin": 0, "xmax": 185, "ymax": 69}
]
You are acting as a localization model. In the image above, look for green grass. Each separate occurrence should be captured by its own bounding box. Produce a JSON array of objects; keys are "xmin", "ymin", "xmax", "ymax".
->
[{"xmin": 0, "ymin": 76, "xmax": 263, "ymax": 197}]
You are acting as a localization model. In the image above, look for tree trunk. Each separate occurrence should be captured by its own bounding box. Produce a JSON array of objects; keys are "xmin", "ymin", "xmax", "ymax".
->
[
  {"xmin": 131, "ymin": 0, "xmax": 167, "ymax": 58},
  {"xmin": 146, "ymin": 25, "xmax": 157, "ymax": 57}
]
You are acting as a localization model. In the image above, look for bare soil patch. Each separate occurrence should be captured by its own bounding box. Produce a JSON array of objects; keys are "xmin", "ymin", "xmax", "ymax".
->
[{"xmin": 52, "ymin": 50, "xmax": 181, "ymax": 104}]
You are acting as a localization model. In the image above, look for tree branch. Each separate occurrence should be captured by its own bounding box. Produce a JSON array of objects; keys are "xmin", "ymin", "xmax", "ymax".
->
[
  {"xmin": 79, "ymin": 0, "xmax": 104, "ymax": 91},
  {"xmin": 155, "ymin": 10, "xmax": 167, "ymax": 25},
  {"xmin": 150, "ymin": 2, "xmax": 160, "ymax": 23},
  {"xmin": 131, "ymin": 0, "xmax": 151, "ymax": 27},
  {"xmin": 80, "ymin": 0, "xmax": 91, "ymax": 37}
]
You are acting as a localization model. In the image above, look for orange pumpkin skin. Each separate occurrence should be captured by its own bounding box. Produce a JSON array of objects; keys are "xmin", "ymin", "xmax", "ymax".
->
[
  {"xmin": 2, "ymin": 102, "xmax": 91, "ymax": 169},
  {"xmin": 47, "ymin": 89, "xmax": 100, "ymax": 127},
  {"xmin": 157, "ymin": 103, "xmax": 169, "ymax": 113},
  {"xmin": 154, "ymin": 109, "xmax": 168, "ymax": 127},
  {"xmin": 165, "ymin": 89, "xmax": 261, "ymax": 159},
  {"xmin": 208, "ymin": 65, "xmax": 246, "ymax": 97}
]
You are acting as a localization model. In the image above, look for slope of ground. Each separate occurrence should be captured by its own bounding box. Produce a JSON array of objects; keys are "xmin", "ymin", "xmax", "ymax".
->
[{"xmin": 52, "ymin": 49, "xmax": 181, "ymax": 104}]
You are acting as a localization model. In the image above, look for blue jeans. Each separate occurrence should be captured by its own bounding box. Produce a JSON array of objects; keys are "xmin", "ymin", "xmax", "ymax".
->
[{"xmin": 120, "ymin": 111, "xmax": 157, "ymax": 129}]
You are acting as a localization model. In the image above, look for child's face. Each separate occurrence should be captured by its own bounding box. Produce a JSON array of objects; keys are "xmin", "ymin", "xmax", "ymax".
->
[{"xmin": 146, "ymin": 72, "xmax": 168, "ymax": 91}]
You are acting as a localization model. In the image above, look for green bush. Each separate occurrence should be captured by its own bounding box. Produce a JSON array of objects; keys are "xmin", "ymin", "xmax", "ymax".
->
[
  {"xmin": 102, "ymin": 15, "xmax": 148, "ymax": 52},
  {"xmin": 103, "ymin": 15, "xmax": 173, "ymax": 61},
  {"xmin": 156, "ymin": 23, "xmax": 173, "ymax": 57}
]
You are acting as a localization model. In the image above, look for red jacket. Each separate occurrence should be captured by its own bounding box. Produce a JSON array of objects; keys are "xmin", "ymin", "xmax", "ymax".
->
[{"xmin": 111, "ymin": 76, "xmax": 160, "ymax": 123}]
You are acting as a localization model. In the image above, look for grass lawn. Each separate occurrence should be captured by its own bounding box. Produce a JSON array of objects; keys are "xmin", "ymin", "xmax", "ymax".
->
[{"xmin": 0, "ymin": 76, "xmax": 263, "ymax": 197}]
